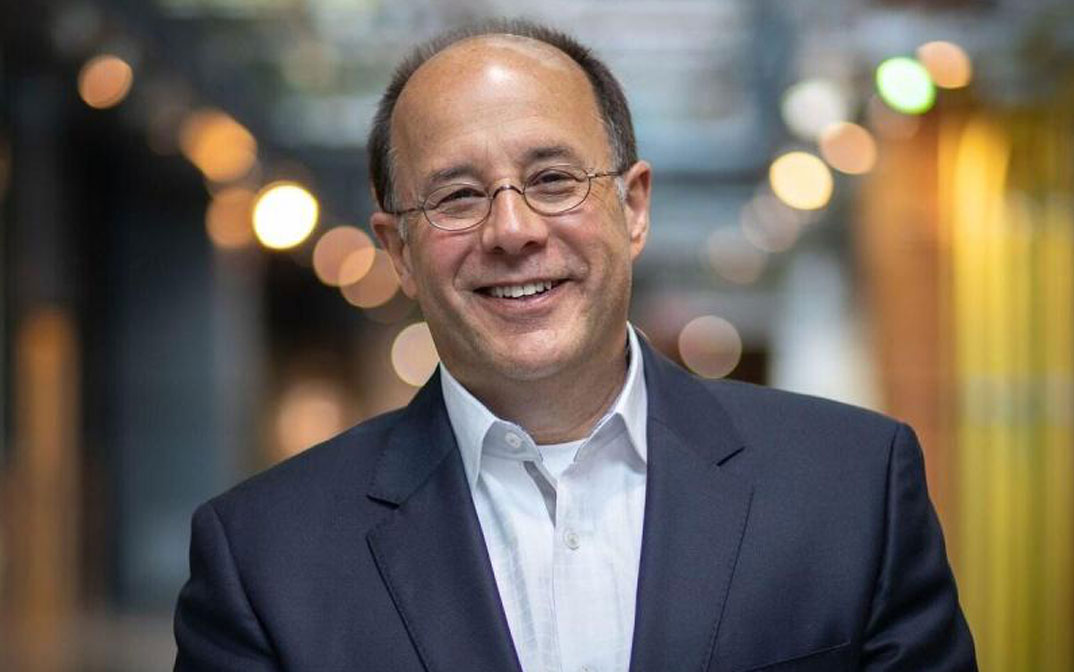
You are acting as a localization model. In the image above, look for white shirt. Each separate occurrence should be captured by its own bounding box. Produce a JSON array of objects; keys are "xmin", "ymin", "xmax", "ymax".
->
[{"xmin": 440, "ymin": 326, "xmax": 648, "ymax": 672}]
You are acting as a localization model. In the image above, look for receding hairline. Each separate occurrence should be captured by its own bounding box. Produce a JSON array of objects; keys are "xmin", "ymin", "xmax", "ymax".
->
[
  {"xmin": 369, "ymin": 20, "xmax": 637, "ymax": 218},
  {"xmin": 388, "ymin": 33, "xmax": 609, "ymax": 195},
  {"xmin": 393, "ymin": 32, "xmax": 596, "ymax": 126}
]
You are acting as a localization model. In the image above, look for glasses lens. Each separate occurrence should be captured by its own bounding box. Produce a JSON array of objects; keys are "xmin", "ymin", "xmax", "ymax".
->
[
  {"xmin": 425, "ymin": 184, "xmax": 488, "ymax": 230},
  {"xmin": 524, "ymin": 167, "xmax": 588, "ymax": 214}
]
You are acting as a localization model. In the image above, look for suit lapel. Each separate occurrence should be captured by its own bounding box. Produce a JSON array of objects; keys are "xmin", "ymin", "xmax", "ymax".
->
[
  {"xmin": 629, "ymin": 342, "xmax": 754, "ymax": 672},
  {"xmin": 366, "ymin": 373, "xmax": 523, "ymax": 672}
]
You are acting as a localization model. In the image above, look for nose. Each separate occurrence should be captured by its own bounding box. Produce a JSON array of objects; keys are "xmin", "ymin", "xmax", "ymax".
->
[{"xmin": 479, "ymin": 183, "xmax": 549, "ymax": 255}]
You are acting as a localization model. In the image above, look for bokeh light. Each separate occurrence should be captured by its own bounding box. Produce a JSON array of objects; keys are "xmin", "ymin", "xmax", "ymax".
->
[
  {"xmin": 341, "ymin": 249, "xmax": 400, "ymax": 308},
  {"xmin": 819, "ymin": 122, "xmax": 878, "ymax": 175},
  {"xmin": 876, "ymin": 57, "xmax": 936, "ymax": 115},
  {"xmin": 390, "ymin": 322, "xmax": 440, "ymax": 387},
  {"xmin": 206, "ymin": 187, "xmax": 256, "ymax": 249},
  {"xmin": 780, "ymin": 79, "xmax": 850, "ymax": 141},
  {"xmin": 706, "ymin": 227, "xmax": 768, "ymax": 284},
  {"xmin": 312, "ymin": 226, "xmax": 375, "ymax": 286},
  {"xmin": 252, "ymin": 182, "xmax": 319, "ymax": 250},
  {"xmin": 179, "ymin": 108, "xmax": 258, "ymax": 183},
  {"xmin": 741, "ymin": 193, "xmax": 803, "ymax": 252},
  {"xmin": 275, "ymin": 379, "xmax": 348, "ymax": 459},
  {"xmin": 77, "ymin": 54, "xmax": 133, "ymax": 109},
  {"xmin": 769, "ymin": 151, "xmax": 834, "ymax": 211},
  {"xmin": 678, "ymin": 315, "xmax": 743, "ymax": 379},
  {"xmin": 917, "ymin": 41, "xmax": 973, "ymax": 89}
]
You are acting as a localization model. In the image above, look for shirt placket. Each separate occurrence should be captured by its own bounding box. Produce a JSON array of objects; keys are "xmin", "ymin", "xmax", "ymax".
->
[{"xmin": 551, "ymin": 443, "xmax": 602, "ymax": 672}]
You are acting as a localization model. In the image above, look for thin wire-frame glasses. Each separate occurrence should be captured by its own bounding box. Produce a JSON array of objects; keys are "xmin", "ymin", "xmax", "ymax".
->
[{"xmin": 388, "ymin": 164, "xmax": 622, "ymax": 232}]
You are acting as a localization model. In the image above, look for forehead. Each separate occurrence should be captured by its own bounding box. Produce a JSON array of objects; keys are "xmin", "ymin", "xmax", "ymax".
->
[{"xmin": 390, "ymin": 35, "xmax": 609, "ymax": 186}]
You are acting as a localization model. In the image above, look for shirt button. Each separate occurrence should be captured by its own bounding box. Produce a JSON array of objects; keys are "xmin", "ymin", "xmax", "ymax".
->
[
  {"xmin": 564, "ymin": 529, "xmax": 581, "ymax": 550},
  {"xmin": 504, "ymin": 432, "xmax": 522, "ymax": 448}
]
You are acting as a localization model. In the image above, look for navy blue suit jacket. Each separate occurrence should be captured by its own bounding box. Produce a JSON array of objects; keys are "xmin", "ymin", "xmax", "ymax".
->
[{"xmin": 174, "ymin": 341, "xmax": 976, "ymax": 671}]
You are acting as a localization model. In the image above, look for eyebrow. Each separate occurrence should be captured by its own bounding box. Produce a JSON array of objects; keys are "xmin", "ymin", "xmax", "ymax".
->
[
  {"xmin": 423, "ymin": 163, "xmax": 478, "ymax": 188},
  {"xmin": 419, "ymin": 144, "xmax": 586, "ymax": 190}
]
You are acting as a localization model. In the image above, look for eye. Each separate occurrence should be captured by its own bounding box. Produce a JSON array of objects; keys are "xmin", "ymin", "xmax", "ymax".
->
[
  {"xmin": 525, "ymin": 168, "xmax": 585, "ymax": 200},
  {"xmin": 427, "ymin": 185, "xmax": 485, "ymax": 210},
  {"xmin": 528, "ymin": 168, "xmax": 577, "ymax": 186}
]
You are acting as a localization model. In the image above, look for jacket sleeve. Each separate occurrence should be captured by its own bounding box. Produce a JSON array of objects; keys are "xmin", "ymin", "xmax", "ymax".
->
[
  {"xmin": 174, "ymin": 501, "xmax": 281, "ymax": 671},
  {"xmin": 861, "ymin": 423, "xmax": 978, "ymax": 670}
]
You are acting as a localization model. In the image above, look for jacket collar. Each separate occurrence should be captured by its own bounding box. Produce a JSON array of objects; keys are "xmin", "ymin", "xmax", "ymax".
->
[
  {"xmin": 628, "ymin": 335, "xmax": 753, "ymax": 671},
  {"xmin": 366, "ymin": 336, "xmax": 753, "ymax": 672}
]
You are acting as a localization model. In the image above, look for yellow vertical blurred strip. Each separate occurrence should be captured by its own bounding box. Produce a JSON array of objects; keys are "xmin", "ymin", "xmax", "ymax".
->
[
  {"xmin": 950, "ymin": 115, "xmax": 1011, "ymax": 672},
  {"xmin": 1004, "ymin": 181, "xmax": 1034, "ymax": 672},
  {"xmin": 949, "ymin": 105, "xmax": 1074, "ymax": 672},
  {"xmin": 1039, "ymin": 111, "xmax": 1074, "ymax": 671},
  {"xmin": 984, "ymin": 125, "xmax": 1012, "ymax": 672}
]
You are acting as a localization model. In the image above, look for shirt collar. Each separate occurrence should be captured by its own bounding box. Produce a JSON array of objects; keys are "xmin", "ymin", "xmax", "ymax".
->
[{"xmin": 440, "ymin": 324, "xmax": 648, "ymax": 493}]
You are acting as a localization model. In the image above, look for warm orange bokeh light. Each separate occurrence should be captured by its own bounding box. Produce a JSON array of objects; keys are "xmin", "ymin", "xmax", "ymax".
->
[
  {"xmin": 252, "ymin": 182, "xmax": 319, "ymax": 250},
  {"xmin": 77, "ymin": 54, "xmax": 133, "ymax": 109},
  {"xmin": 678, "ymin": 315, "xmax": 743, "ymax": 379},
  {"xmin": 341, "ymin": 249, "xmax": 400, "ymax": 308},
  {"xmin": 179, "ymin": 108, "xmax": 257, "ymax": 183},
  {"xmin": 390, "ymin": 322, "xmax": 440, "ymax": 387},
  {"xmin": 275, "ymin": 380, "xmax": 348, "ymax": 459},
  {"xmin": 819, "ymin": 122, "xmax": 878, "ymax": 175},
  {"xmin": 205, "ymin": 187, "xmax": 255, "ymax": 249},
  {"xmin": 917, "ymin": 41, "xmax": 973, "ymax": 89},
  {"xmin": 769, "ymin": 152, "xmax": 833, "ymax": 211},
  {"xmin": 312, "ymin": 227, "xmax": 375, "ymax": 286}
]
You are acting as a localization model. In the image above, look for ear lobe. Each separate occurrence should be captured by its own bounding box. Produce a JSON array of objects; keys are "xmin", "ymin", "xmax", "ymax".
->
[
  {"xmin": 622, "ymin": 161, "xmax": 652, "ymax": 260},
  {"xmin": 370, "ymin": 211, "xmax": 418, "ymax": 298}
]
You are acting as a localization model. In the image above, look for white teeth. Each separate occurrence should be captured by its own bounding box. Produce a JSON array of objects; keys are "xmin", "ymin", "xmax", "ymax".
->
[{"xmin": 488, "ymin": 281, "xmax": 556, "ymax": 299}]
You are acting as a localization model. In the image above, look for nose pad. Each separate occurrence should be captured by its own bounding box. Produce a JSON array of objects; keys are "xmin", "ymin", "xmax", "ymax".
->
[{"xmin": 481, "ymin": 183, "xmax": 548, "ymax": 254}]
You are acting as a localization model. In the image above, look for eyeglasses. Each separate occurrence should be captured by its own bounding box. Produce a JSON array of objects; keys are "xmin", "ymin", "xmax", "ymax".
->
[{"xmin": 387, "ymin": 164, "xmax": 623, "ymax": 232}]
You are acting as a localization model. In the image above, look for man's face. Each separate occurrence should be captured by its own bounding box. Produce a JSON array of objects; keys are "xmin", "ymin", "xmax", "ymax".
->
[{"xmin": 372, "ymin": 36, "xmax": 650, "ymax": 393}]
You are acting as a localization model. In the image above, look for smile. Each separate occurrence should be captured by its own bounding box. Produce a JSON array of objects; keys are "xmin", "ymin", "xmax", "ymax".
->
[{"xmin": 483, "ymin": 280, "xmax": 559, "ymax": 299}]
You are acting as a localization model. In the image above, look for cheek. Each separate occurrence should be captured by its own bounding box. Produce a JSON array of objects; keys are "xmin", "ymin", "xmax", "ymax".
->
[{"xmin": 409, "ymin": 245, "xmax": 464, "ymax": 304}]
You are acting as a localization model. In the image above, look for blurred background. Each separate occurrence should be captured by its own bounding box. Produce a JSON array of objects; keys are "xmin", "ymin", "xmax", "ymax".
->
[{"xmin": 0, "ymin": 0, "xmax": 1071, "ymax": 669}]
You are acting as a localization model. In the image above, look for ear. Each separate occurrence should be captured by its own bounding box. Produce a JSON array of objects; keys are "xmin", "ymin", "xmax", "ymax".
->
[
  {"xmin": 621, "ymin": 160, "xmax": 652, "ymax": 260},
  {"xmin": 371, "ymin": 210, "xmax": 419, "ymax": 299}
]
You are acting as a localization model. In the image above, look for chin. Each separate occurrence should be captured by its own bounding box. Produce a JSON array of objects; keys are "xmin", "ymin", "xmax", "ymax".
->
[{"xmin": 480, "ymin": 340, "xmax": 578, "ymax": 382}]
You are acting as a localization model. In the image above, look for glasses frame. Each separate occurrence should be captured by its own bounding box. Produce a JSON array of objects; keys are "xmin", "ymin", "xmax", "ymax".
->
[{"xmin": 386, "ymin": 165, "xmax": 625, "ymax": 233}]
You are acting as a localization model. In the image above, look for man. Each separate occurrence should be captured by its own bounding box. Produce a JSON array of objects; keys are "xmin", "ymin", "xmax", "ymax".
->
[{"xmin": 174, "ymin": 20, "xmax": 976, "ymax": 671}]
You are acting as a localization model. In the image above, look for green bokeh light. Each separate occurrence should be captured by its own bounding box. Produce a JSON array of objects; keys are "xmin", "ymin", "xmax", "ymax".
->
[{"xmin": 876, "ymin": 57, "xmax": 936, "ymax": 115}]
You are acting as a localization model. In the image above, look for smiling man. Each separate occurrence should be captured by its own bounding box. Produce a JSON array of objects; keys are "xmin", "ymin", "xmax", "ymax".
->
[{"xmin": 174, "ymin": 20, "xmax": 976, "ymax": 672}]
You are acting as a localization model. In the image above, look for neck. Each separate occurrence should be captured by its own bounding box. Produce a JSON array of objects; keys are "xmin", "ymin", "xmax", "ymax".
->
[{"xmin": 451, "ymin": 329, "xmax": 630, "ymax": 444}]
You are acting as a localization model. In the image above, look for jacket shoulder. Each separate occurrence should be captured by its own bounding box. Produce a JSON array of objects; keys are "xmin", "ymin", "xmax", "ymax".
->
[
  {"xmin": 205, "ymin": 406, "xmax": 407, "ymax": 522},
  {"xmin": 705, "ymin": 378, "xmax": 897, "ymax": 433},
  {"xmin": 699, "ymin": 378, "xmax": 905, "ymax": 470}
]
